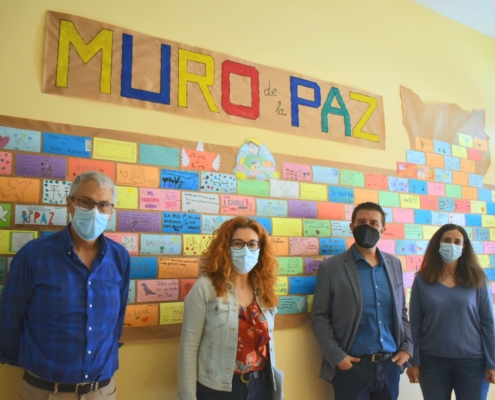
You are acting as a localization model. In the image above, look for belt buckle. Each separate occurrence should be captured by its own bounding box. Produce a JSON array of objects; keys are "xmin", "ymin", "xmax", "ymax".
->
[
  {"xmin": 240, "ymin": 373, "xmax": 250, "ymax": 384},
  {"xmin": 371, "ymin": 354, "xmax": 381, "ymax": 362},
  {"xmin": 75, "ymin": 381, "xmax": 98, "ymax": 394}
]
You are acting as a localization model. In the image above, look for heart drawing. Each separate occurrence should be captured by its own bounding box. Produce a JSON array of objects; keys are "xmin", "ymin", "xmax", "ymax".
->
[{"xmin": 0, "ymin": 136, "xmax": 10, "ymax": 149}]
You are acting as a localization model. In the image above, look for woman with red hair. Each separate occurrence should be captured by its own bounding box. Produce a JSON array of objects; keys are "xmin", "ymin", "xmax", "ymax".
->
[{"xmin": 178, "ymin": 216, "xmax": 280, "ymax": 400}]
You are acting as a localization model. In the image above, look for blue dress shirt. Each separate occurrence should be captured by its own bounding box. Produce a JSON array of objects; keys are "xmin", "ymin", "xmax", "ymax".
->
[
  {"xmin": 350, "ymin": 245, "xmax": 397, "ymax": 355},
  {"xmin": 0, "ymin": 225, "xmax": 130, "ymax": 383}
]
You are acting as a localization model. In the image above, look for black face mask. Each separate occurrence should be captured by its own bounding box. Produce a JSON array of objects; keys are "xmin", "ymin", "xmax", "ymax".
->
[{"xmin": 352, "ymin": 224, "xmax": 380, "ymax": 249}]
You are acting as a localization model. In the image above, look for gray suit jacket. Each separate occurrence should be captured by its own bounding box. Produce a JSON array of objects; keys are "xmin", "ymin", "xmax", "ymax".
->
[{"xmin": 310, "ymin": 248, "xmax": 413, "ymax": 382}]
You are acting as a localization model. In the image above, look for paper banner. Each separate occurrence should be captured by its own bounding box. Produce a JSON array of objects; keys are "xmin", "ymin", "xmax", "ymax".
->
[
  {"xmin": 404, "ymin": 224, "xmax": 422, "ymax": 240},
  {"xmin": 312, "ymin": 166, "xmax": 339, "ymax": 184},
  {"xmin": 139, "ymin": 143, "xmax": 180, "ymax": 167},
  {"xmin": 141, "ymin": 234, "xmax": 181, "ymax": 255},
  {"xmin": 378, "ymin": 191, "xmax": 400, "ymax": 207},
  {"xmin": 283, "ymin": 162, "xmax": 312, "ymax": 181},
  {"xmin": 182, "ymin": 234, "xmax": 211, "ymax": 255},
  {"xmin": 93, "ymin": 138, "xmax": 137, "ymax": 163},
  {"xmin": 220, "ymin": 194, "xmax": 255, "ymax": 215},
  {"xmin": 116, "ymin": 164, "xmax": 159, "ymax": 187},
  {"xmin": 162, "ymin": 212, "xmax": 201, "ymax": 234},
  {"xmin": 130, "ymin": 257, "xmax": 158, "ymax": 279},
  {"xmin": 272, "ymin": 218, "xmax": 302, "ymax": 237},
  {"xmin": 340, "ymin": 170, "xmax": 365, "ymax": 187},
  {"xmin": 382, "ymin": 224, "xmax": 405, "ymax": 240},
  {"xmin": 329, "ymin": 186, "xmax": 354, "ymax": 203},
  {"xmin": 269, "ymin": 180, "xmax": 299, "ymax": 199},
  {"xmin": 354, "ymin": 188, "xmax": 379, "ymax": 205},
  {"xmin": 161, "ymin": 170, "xmax": 199, "ymax": 190},
  {"xmin": 277, "ymin": 257, "xmax": 304, "ymax": 275},
  {"xmin": 201, "ymin": 215, "xmax": 234, "ymax": 234},
  {"xmin": 365, "ymin": 173, "xmax": 388, "ymax": 190},
  {"xmin": 136, "ymin": 279, "xmax": 179, "ymax": 302},
  {"xmin": 0, "ymin": 177, "xmax": 40, "ymax": 203},
  {"xmin": 320, "ymin": 238, "xmax": 346, "ymax": 255},
  {"xmin": 277, "ymin": 296, "xmax": 308, "ymax": 314},
  {"xmin": 256, "ymin": 199, "xmax": 287, "ymax": 217},
  {"xmin": 318, "ymin": 202, "xmax": 344, "ymax": 220},
  {"xmin": 438, "ymin": 197, "xmax": 455, "ymax": 212},
  {"xmin": 303, "ymin": 219, "xmax": 331, "ymax": 237},
  {"xmin": 0, "ymin": 126, "xmax": 41, "ymax": 152},
  {"xmin": 419, "ymin": 195, "xmax": 438, "ymax": 210},
  {"xmin": 124, "ymin": 304, "xmax": 159, "ymax": 327},
  {"xmin": 139, "ymin": 188, "xmax": 180, "ymax": 211},
  {"xmin": 201, "ymin": 172, "xmax": 237, "ymax": 194},
  {"xmin": 288, "ymin": 200, "xmax": 317, "ymax": 218},
  {"xmin": 67, "ymin": 157, "xmax": 115, "ymax": 180},
  {"xmin": 16, "ymin": 154, "xmax": 66, "ymax": 179},
  {"xmin": 104, "ymin": 232, "xmax": 140, "ymax": 255},
  {"xmin": 236, "ymin": 179, "xmax": 268, "ymax": 197},
  {"xmin": 42, "ymin": 132, "xmax": 91, "ymax": 158},
  {"xmin": 269, "ymin": 237, "xmax": 290, "ymax": 255},
  {"xmin": 408, "ymin": 179, "xmax": 427, "ymax": 194},
  {"xmin": 183, "ymin": 192, "xmax": 220, "ymax": 214},
  {"xmin": 388, "ymin": 177, "xmax": 408, "ymax": 193},
  {"xmin": 299, "ymin": 183, "xmax": 328, "ymax": 201},
  {"xmin": 14, "ymin": 205, "xmax": 67, "ymax": 226},
  {"xmin": 331, "ymin": 221, "xmax": 353, "ymax": 237},
  {"xmin": 288, "ymin": 276, "xmax": 317, "ymax": 294}
]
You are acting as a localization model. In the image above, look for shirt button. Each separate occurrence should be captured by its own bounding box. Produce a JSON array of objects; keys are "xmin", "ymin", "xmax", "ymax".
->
[
  {"xmin": 375, "ymin": 285, "xmax": 378, "ymax": 288},
  {"xmin": 89, "ymin": 327, "xmax": 92, "ymax": 331},
  {"xmin": 381, "ymin": 339, "xmax": 383, "ymax": 342},
  {"xmin": 378, "ymin": 303, "xmax": 380, "ymax": 306},
  {"xmin": 379, "ymin": 321, "xmax": 382, "ymax": 324},
  {"xmin": 89, "ymin": 304, "xmax": 93, "ymax": 308},
  {"xmin": 85, "ymin": 375, "xmax": 88, "ymax": 379},
  {"xmin": 88, "ymin": 281, "xmax": 91, "ymax": 285},
  {"xmin": 88, "ymin": 351, "xmax": 91, "ymax": 354}
]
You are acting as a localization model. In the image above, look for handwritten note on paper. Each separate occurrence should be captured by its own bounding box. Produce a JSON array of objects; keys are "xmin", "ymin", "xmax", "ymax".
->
[
  {"xmin": 320, "ymin": 238, "xmax": 346, "ymax": 255},
  {"xmin": 220, "ymin": 195, "xmax": 255, "ymax": 215},
  {"xmin": 0, "ymin": 126, "xmax": 41, "ymax": 152},
  {"xmin": 395, "ymin": 240, "xmax": 417, "ymax": 255},
  {"xmin": 388, "ymin": 177, "xmax": 408, "ymax": 193},
  {"xmin": 237, "ymin": 179, "xmax": 268, "ymax": 197},
  {"xmin": 377, "ymin": 239, "xmax": 395, "ymax": 254},
  {"xmin": 468, "ymin": 174, "xmax": 484, "ymax": 188},
  {"xmin": 93, "ymin": 137, "xmax": 137, "ymax": 163},
  {"xmin": 408, "ymin": 179, "xmax": 427, "ymax": 194},
  {"xmin": 289, "ymin": 276, "xmax": 317, "ymax": 294},
  {"xmin": 392, "ymin": 208, "xmax": 414, "ymax": 224},
  {"xmin": 445, "ymin": 184, "xmax": 462, "ymax": 199},
  {"xmin": 181, "ymin": 148, "xmax": 220, "ymax": 172},
  {"xmin": 0, "ymin": 152, "xmax": 12, "ymax": 176},
  {"xmin": 453, "ymin": 144, "xmax": 468, "ymax": 159},
  {"xmin": 182, "ymin": 234, "xmax": 212, "ymax": 255},
  {"xmin": 201, "ymin": 215, "xmax": 234, "ymax": 234},
  {"xmin": 277, "ymin": 257, "xmax": 304, "ymax": 275},
  {"xmin": 305, "ymin": 257, "xmax": 326, "ymax": 275},
  {"xmin": 0, "ymin": 177, "xmax": 40, "ymax": 203},
  {"xmin": 201, "ymin": 172, "xmax": 237, "ymax": 194},
  {"xmin": 405, "ymin": 256, "xmax": 423, "ymax": 272},
  {"xmin": 318, "ymin": 202, "xmax": 344, "ymax": 220},
  {"xmin": 399, "ymin": 194, "xmax": 420, "ymax": 209},
  {"xmin": 433, "ymin": 140, "xmax": 451, "ymax": 156},
  {"xmin": 68, "ymin": 157, "xmax": 115, "ymax": 180},
  {"xmin": 477, "ymin": 255, "xmax": 490, "ymax": 268},
  {"xmin": 275, "ymin": 276, "xmax": 289, "ymax": 295},
  {"xmin": 340, "ymin": 170, "xmax": 365, "ymax": 187},
  {"xmin": 406, "ymin": 150, "xmax": 426, "ymax": 165},
  {"xmin": 269, "ymin": 237, "xmax": 290, "ymax": 255},
  {"xmin": 382, "ymin": 224, "xmax": 405, "ymax": 239},
  {"xmin": 478, "ymin": 189, "xmax": 492, "ymax": 203},
  {"xmin": 471, "ymin": 201, "xmax": 486, "ymax": 214},
  {"xmin": 444, "ymin": 156, "xmax": 460, "ymax": 171},
  {"xmin": 283, "ymin": 162, "xmax": 312, "ymax": 181},
  {"xmin": 269, "ymin": 180, "xmax": 299, "ymax": 199},
  {"xmin": 378, "ymin": 191, "xmax": 400, "ymax": 207},
  {"xmin": 300, "ymin": 183, "xmax": 328, "ymax": 201},
  {"xmin": 460, "ymin": 159, "xmax": 476, "ymax": 173},
  {"xmin": 303, "ymin": 219, "xmax": 331, "ymax": 237},
  {"xmin": 474, "ymin": 228, "xmax": 490, "ymax": 241},
  {"xmin": 139, "ymin": 143, "xmax": 179, "ymax": 167},
  {"xmin": 0, "ymin": 204, "xmax": 11, "ymax": 228},
  {"xmin": 115, "ymin": 186, "xmax": 138, "ymax": 209},
  {"xmin": 365, "ymin": 174, "xmax": 388, "ymax": 190},
  {"xmin": 417, "ymin": 166, "xmax": 436, "ymax": 181},
  {"xmin": 136, "ymin": 279, "xmax": 179, "ymax": 302},
  {"xmin": 289, "ymin": 237, "xmax": 319, "ymax": 255},
  {"xmin": 484, "ymin": 242, "xmax": 495, "ymax": 255},
  {"xmin": 159, "ymin": 302, "xmax": 184, "ymax": 325},
  {"xmin": 329, "ymin": 186, "xmax": 354, "ymax": 203},
  {"xmin": 42, "ymin": 180, "xmax": 71, "ymax": 204},
  {"xmin": 431, "ymin": 211, "xmax": 449, "ymax": 226},
  {"xmin": 183, "ymin": 192, "xmax": 220, "ymax": 214},
  {"xmin": 467, "ymin": 148, "xmax": 483, "ymax": 162},
  {"xmin": 117, "ymin": 211, "xmax": 161, "ymax": 232},
  {"xmin": 140, "ymin": 234, "xmax": 181, "ymax": 255},
  {"xmin": 277, "ymin": 296, "xmax": 307, "ymax": 314},
  {"xmin": 344, "ymin": 205, "xmax": 356, "ymax": 221},
  {"xmin": 454, "ymin": 199, "xmax": 471, "ymax": 213},
  {"xmin": 462, "ymin": 186, "xmax": 478, "ymax": 200},
  {"xmin": 331, "ymin": 221, "xmax": 353, "ymax": 237},
  {"xmin": 422, "ymin": 226, "xmax": 438, "ymax": 240},
  {"xmin": 14, "ymin": 205, "xmax": 66, "ymax": 226},
  {"xmin": 402, "ymin": 272, "xmax": 415, "ymax": 289},
  {"xmin": 312, "ymin": 166, "xmax": 338, "ymax": 184},
  {"xmin": 104, "ymin": 233, "xmax": 139, "ymax": 255},
  {"xmin": 474, "ymin": 137, "xmax": 488, "ymax": 152},
  {"xmin": 123, "ymin": 304, "xmax": 159, "ymax": 327},
  {"xmin": 16, "ymin": 154, "xmax": 66, "ymax": 179},
  {"xmin": 116, "ymin": 164, "xmax": 159, "ymax": 188},
  {"xmin": 397, "ymin": 162, "xmax": 417, "ymax": 178},
  {"xmin": 426, "ymin": 182, "xmax": 444, "ymax": 197},
  {"xmin": 452, "ymin": 172, "xmax": 468, "ymax": 186},
  {"xmin": 414, "ymin": 210, "xmax": 432, "ymax": 225},
  {"xmin": 272, "ymin": 218, "xmax": 302, "ymax": 237},
  {"xmin": 256, "ymin": 199, "xmax": 287, "ymax": 217},
  {"xmin": 458, "ymin": 133, "xmax": 474, "ymax": 148},
  {"xmin": 420, "ymin": 195, "xmax": 438, "ymax": 210},
  {"xmin": 139, "ymin": 188, "xmax": 180, "ymax": 211},
  {"xmin": 404, "ymin": 224, "xmax": 422, "ymax": 240},
  {"xmin": 465, "ymin": 214, "xmax": 482, "ymax": 227},
  {"xmin": 426, "ymin": 153, "xmax": 444, "ymax": 169},
  {"xmin": 415, "ymin": 137, "xmax": 433, "ymax": 152},
  {"xmin": 162, "ymin": 212, "xmax": 201, "ymax": 234},
  {"xmin": 288, "ymin": 200, "xmax": 317, "ymax": 218},
  {"xmin": 435, "ymin": 169, "xmax": 453, "ymax": 183},
  {"xmin": 42, "ymin": 132, "xmax": 91, "ymax": 158},
  {"xmin": 354, "ymin": 189, "xmax": 379, "ymax": 205},
  {"xmin": 472, "ymin": 241, "xmax": 484, "ymax": 255},
  {"xmin": 9, "ymin": 231, "xmax": 37, "ymax": 252},
  {"xmin": 161, "ymin": 169, "xmax": 199, "ymax": 191},
  {"xmin": 449, "ymin": 213, "xmax": 466, "ymax": 226},
  {"xmin": 438, "ymin": 197, "xmax": 455, "ymax": 212},
  {"xmin": 131, "ymin": 257, "xmax": 158, "ymax": 279}
]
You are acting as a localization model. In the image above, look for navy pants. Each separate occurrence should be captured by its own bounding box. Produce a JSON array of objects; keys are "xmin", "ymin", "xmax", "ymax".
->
[
  {"xmin": 419, "ymin": 352, "xmax": 489, "ymax": 400},
  {"xmin": 332, "ymin": 359, "xmax": 401, "ymax": 400}
]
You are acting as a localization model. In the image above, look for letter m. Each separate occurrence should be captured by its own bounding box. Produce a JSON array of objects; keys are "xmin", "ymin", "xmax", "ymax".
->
[{"xmin": 56, "ymin": 20, "xmax": 113, "ymax": 94}]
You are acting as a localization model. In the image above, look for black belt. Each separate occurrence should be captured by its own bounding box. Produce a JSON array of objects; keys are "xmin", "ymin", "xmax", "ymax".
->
[
  {"xmin": 353, "ymin": 352, "xmax": 394, "ymax": 362},
  {"xmin": 23, "ymin": 371, "xmax": 111, "ymax": 395},
  {"xmin": 235, "ymin": 369, "xmax": 264, "ymax": 384}
]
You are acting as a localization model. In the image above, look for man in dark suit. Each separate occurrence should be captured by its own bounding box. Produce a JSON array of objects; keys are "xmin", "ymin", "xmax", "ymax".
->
[{"xmin": 311, "ymin": 202, "xmax": 412, "ymax": 400}]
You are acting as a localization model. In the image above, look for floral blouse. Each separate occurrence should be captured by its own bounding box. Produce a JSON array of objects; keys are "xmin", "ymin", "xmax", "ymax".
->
[{"xmin": 234, "ymin": 300, "xmax": 271, "ymax": 373}]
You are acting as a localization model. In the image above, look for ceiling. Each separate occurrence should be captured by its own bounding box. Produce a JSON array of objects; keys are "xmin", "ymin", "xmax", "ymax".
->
[{"xmin": 413, "ymin": 0, "xmax": 495, "ymax": 40}]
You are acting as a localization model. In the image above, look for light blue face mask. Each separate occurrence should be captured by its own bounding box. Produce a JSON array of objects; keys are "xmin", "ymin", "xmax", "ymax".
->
[
  {"xmin": 71, "ymin": 206, "xmax": 110, "ymax": 241},
  {"xmin": 439, "ymin": 243, "xmax": 463, "ymax": 264},
  {"xmin": 230, "ymin": 246, "xmax": 260, "ymax": 274}
]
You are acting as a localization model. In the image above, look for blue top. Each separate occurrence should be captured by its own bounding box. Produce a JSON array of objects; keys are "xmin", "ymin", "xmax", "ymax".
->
[
  {"xmin": 350, "ymin": 245, "xmax": 397, "ymax": 355},
  {"xmin": 0, "ymin": 225, "xmax": 130, "ymax": 383},
  {"xmin": 409, "ymin": 274, "xmax": 495, "ymax": 369}
]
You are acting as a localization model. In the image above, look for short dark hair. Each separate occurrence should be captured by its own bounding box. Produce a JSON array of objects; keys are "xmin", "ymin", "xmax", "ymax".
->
[
  {"xmin": 418, "ymin": 224, "xmax": 487, "ymax": 288},
  {"xmin": 351, "ymin": 202, "xmax": 386, "ymax": 226}
]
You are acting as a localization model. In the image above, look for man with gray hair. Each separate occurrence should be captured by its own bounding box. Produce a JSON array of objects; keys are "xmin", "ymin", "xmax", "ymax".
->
[{"xmin": 0, "ymin": 171, "xmax": 130, "ymax": 399}]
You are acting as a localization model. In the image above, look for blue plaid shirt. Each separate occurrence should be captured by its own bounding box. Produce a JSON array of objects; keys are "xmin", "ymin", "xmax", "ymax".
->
[{"xmin": 0, "ymin": 225, "xmax": 130, "ymax": 383}]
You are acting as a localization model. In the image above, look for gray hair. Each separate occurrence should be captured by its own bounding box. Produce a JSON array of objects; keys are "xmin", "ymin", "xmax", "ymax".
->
[{"xmin": 69, "ymin": 171, "xmax": 117, "ymax": 203}]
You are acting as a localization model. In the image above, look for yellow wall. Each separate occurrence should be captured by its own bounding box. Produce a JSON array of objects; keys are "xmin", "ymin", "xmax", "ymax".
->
[{"xmin": 1, "ymin": 0, "xmax": 495, "ymax": 399}]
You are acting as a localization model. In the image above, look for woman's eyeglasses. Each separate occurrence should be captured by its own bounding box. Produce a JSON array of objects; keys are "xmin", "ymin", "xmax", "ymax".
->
[{"xmin": 231, "ymin": 239, "xmax": 261, "ymax": 250}]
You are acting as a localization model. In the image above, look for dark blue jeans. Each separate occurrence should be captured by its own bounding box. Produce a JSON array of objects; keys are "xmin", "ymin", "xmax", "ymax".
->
[
  {"xmin": 332, "ymin": 359, "xmax": 401, "ymax": 400},
  {"xmin": 196, "ymin": 369, "xmax": 272, "ymax": 400},
  {"xmin": 419, "ymin": 352, "xmax": 489, "ymax": 400}
]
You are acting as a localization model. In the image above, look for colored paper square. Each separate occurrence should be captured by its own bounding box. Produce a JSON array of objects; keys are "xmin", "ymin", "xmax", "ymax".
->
[
  {"xmin": 471, "ymin": 201, "xmax": 487, "ymax": 214},
  {"xmin": 406, "ymin": 151, "xmax": 426, "ymax": 165},
  {"xmin": 426, "ymin": 153, "xmax": 444, "ymax": 169},
  {"xmin": 318, "ymin": 202, "xmax": 344, "ymax": 220},
  {"xmin": 465, "ymin": 214, "xmax": 482, "ymax": 227},
  {"xmin": 460, "ymin": 159, "xmax": 476, "ymax": 173},
  {"xmin": 408, "ymin": 179, "xmax": 427, "ymax": 194},
  {"xmin": 397, "ymin": 163, "xmax": 417, "ymax": 178},
  {"xmin": 458, "ymin": 133, "xmax": 473, "ymax": 148},
  {"xmin": 473, "ymin": 138, "xmax": 488, "ymax": 152},
  {"xmin": 435, "ymin": 168, "xmax": 452, "ymax": 183},
  {"xmin": 365, "ymin": 174, "xmax": 388, "ymax": 190},
  {"xmin": 452, "ymin": 145, "xmax": 468, "ymax": 159},
  {"xmin": 433, "ymin": 140, "xmax": 451, "ymax": 156},
  {"xmin": 452, "ymin": 171, "xmax": 469, "ymax": 186},
  {"xmin": 467, "ymin": 148, "xmax": 482, "ymax": 162},
  {"xmin": 478, "ymin": 189, "xmax": 492, "ymax": 203},
  {"xmin": 438, "ymin": 197, "xmax": 455, "ymax": 212},
  {"xmin": 415, "ymin": 137, "xmax": 433, "ymax": 152},
  {"xmin": 378, "ymin": 191, "xmax": 400, "ymax": 207},
  {"xmin": 454, "ymin": 199, "xmax": 470, "ymax": 213},
  {"xmin": 445, "ymin": 184, "xmax": 462, "ymax": 199},
  {"xmin": 414, "ymin": 209, "xmax": 432, "ymax": 224},
  {"xmin": 388, "ymin": 177, "xmax": 409, "ymax": 192},
  {"xmin": 468, "ymin": 174, "xmax": 483, "ymax": 188},
  {"xmin": 462, "ymin": 186, "xmax": 478, "ymax": 200},
  {"xmin": 427, "ymin": 182, "xmax": 445, "ymax": 196},
  {"xmin": 419, "ymin": 195, "xmax": 438, "ymax": 210},
  {"xmin": 443, "ymin": 156, "xmax": 460, "ymax": 171},
  {"xmin": 416, "ymin": 166, "xmax": 436, "ymax": 181}
]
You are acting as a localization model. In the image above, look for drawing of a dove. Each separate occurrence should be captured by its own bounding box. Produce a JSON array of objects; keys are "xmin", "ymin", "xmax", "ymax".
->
[
  {"xmin": 0, "ymin": 205, "xmax": 8, "ymax": 222},
  {"xmin": 141, "ymin": 283, "xmax": 156, "ymax": 296},
  {"xmin": 295, "ymin": 297, "xmax": 307, "ymax": 312},
  {"xmin": 181, "ymin": 142, "xmax": 221, "ymax": 171}
]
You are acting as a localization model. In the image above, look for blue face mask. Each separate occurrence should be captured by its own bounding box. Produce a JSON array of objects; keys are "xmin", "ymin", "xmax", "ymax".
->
[
  {"xmin": 230, "ymin": 247, "xmax": 260, "ymax": 274},
  {"xmin": 71, "ymin": 206, "xmax": 110, "ymax": 241},
  {"xmin": 439, "ymin": 243, "xmax": 463, "ymax": 264}
]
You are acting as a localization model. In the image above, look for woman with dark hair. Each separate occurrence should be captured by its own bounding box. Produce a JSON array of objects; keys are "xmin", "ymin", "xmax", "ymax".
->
[
  {"xmin": 406, "ymin": 224, "xmax": 495, "ymax": 400},
  {"xmin": 178, "ymin": 216, "xmax": 280, "ymax": 400}
]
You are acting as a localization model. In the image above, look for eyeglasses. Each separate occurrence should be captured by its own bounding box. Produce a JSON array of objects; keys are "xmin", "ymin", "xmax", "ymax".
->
[
  {"xmin": 73, "ymin": 197, "xmax": 114, "ymax": 214},
  {"xmin": 231, "ymin": 239, "xmax": 261, "ymax": 250}
]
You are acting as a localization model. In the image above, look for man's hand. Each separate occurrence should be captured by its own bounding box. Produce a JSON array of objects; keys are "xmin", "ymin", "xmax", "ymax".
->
[
  {"xmin": 485, "ymin": 370, "xmax": 495, "ymax": 384},
  {"xmin": 406, "ymin": 366, "xmax": 420, "ymax": 383},
  {"xmin": 391, "ymin": 350, "xmax": 410, "ymax": 366},
  {"xmin": 337, "ymin": 355, "xmax": 361, "ymax": 370}
]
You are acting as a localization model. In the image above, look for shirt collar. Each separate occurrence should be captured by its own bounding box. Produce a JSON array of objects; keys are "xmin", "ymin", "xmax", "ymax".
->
[
  {"xmin": 63, "ymin": 223, "xmax": 107, "ymax": 255},
  {"xmin": 351, "ymin": 244, "xmax": 384, "ymax": 266}
]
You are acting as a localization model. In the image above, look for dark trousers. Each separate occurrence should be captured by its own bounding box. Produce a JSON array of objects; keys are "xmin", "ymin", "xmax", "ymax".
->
[
  {"xmin": 332, "ymin": 359, "xmax": 401, "ymax": 400},
  {"xmin": 197, "ymin": 369, "xmax": 272, "ymax": 400}
]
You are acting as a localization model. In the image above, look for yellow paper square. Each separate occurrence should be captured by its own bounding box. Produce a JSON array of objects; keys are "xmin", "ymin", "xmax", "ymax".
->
[
  {"xmin": 422, "ymin": 225, "xmax": 439, "ymax": 240},
  {"xmin": 272, "ymin": 218, "xmax": 302, "ymax": 236},
  {"xmin": 482, "ymin": 215, "xmax": 495, "ymax": 228},
  {"xmin": 399, "ymin": 194, "xmax": 420, "ymax": 209},
  {"xmin": 93, "ymin": 137, "xmax": 137, "ymax": 163},
  {"xmin": 159, "ymin": 302, "xmax": 184, "ymax": 325},
  {"xmin": 471, "ymin": 201, "xmax": 487, "ymax": 214},
  {"xmin": 307, "ymin": 295, "xmax": 314, "ymax": 313},
  {"xmin": 458, "ymin": 133, "xmax": 473, "ymax": 148},
  {"xmin": 452, "ymin": 145, "xmax": 468, "ymax": 159},
  {"xmin": 300, "ymin": 183, "xmax": 328, "ymax": 201},
  {"xmin": 275, "ymin": 276, "xmax": 289, "ymax": 295},
  {"xmin": 115, "ymin": 186, "xmax": 139, "ymax": 209},
  {"xmin": 490, "ymin": 229, "xmax": 495, "ymax": 241},
  {"xmin": 477, "ymin": 255, "xmax": 490, "ymax": 268}
]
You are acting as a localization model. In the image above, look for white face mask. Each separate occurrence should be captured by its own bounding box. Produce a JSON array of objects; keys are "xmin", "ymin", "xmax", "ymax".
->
[
  {"xmin": 71, "ymin": 206, "xmax": 110, "ymax": 241},
  {"xmin": 230, "ymin": 247, "xmax": 260, "ymax": 274},
  {"xmin": 439, "ymin": 243, "xmax": 463, "ymax": 264}
]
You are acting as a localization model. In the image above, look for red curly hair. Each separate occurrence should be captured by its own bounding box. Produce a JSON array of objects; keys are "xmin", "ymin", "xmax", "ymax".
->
[{"xmin": 201, "ymin": 216, "xmax": 279, "ymax": 308}]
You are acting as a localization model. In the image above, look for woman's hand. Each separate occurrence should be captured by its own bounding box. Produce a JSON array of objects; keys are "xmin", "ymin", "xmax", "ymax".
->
[
  {"xmin": 406, "ymin": 366, "xmax": 420, "ymax": 384},
  {"xmin": 485, "ymin": 370, "xmax": 495, "ymax": 384}
]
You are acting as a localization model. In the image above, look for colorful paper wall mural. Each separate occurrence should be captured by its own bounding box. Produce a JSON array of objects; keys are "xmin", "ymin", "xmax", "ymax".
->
[{"xmin": 42, "ymin": 11, "xmax": 386, "ymax": 149}]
